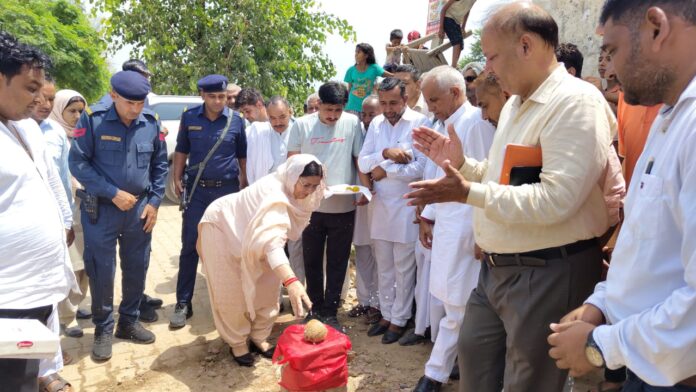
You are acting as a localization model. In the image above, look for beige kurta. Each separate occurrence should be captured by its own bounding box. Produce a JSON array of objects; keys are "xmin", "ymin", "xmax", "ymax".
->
[{"xmin": 197, "ymin": 156, "xmax": 323, "ymax": 350}]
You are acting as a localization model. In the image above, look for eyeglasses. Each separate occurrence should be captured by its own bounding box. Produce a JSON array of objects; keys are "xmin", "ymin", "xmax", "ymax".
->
[
  {"xmin": 298, "ymin": 178, "xmax": 320, "ymax": 191},
  {"xmin": 464, "ymin": 75, "xmax": 477, "ymax": 83}
]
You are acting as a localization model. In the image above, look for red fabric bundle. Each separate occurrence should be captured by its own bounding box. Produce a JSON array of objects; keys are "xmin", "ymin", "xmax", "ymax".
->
[{"xmin": 273, "ymin": 324, "xmax": 351, "ymax": 391}]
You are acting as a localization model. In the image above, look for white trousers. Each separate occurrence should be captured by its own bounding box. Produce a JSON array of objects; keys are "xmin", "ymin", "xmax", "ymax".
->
[
  {"xmin": 288, "ymin": 239, "xmax": 305, "ymax": 284},
  {"xmin": 38, "ymin": 304, "xmax": 62, "ymax": 377},
  {"xmin": 354, "ymin": 244, "xmax": 379, "ymax": 308},
  {"xmin": 414, "ymin": 241, "xmax": 431, "ymax": 335},
  {"xmin": 373, "ymin": 239, "xmax": 416, "ymax": 327},
  {"xmin": 425, "ymin": 296, "xmax": 466, "ymax": 383}
]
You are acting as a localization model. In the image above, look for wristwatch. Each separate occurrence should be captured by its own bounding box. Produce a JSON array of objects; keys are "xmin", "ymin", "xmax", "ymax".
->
[{"xmin": 585, "ymin": 330, "xmax": 606, "ymax": 368}]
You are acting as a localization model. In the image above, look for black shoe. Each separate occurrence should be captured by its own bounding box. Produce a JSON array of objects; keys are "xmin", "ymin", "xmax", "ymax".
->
[
  {"xmin": 250, "ymin": 343, "xmax": 275, "ymax": 359},
  {"xmin": 76, "ymin": 309, "xmax": 92, "ymax": 319},
  {"xmin": 399, "ymin": 328, "xmax": 427, "ymax": 346},
  {"xmin": 230, "ymin": 348, "xmax": 255, "ymax": 367},
  {"xmin": 322, "ymin": 315, "xmax": 346, "ymax": 334},
  {"xmin": 91, "ymin": 331, "xmax": 113, "ymax": 361},
  {"xmin": 450, "ymin": 361, "xmax": 460, "ymax": 380},
  {"xmin": 302, "ymin": 311, "xmax": 320, "ymax": 324},
  {"xmin": 347, "ymin": 304, "xmax": 368, "ymax": 317},
  {"xmin": 169, "ymin": 303, "xmax": 192, "ymax": 329},
  {"xmin": 382, "ymin": 326, "xmax": 405, "ymax": 344},
  {"xmin": 367, "ymin": 320, "xmax": 389, "ymax": 337},
  {"xmin": 139, "ymin": 301, "xmax": 158, "ymax": 323},
  {"xmin": 115, "ymin": 322, "xmax": 155, "ymax": 344},
  {"xmin": 413, "ymin": 376, "xmax": 442, "ymax": 392},
  {"xmin": 143, "ymin": 294, "xmax": 163, "ymax": 309}
]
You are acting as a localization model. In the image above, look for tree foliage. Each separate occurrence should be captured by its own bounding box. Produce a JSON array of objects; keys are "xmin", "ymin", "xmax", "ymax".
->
[
  {"xmin": 91, "ymin": 0, "xmax": 355, "ymax": 110},
  {"xmin": 0, "ymin": 0, "xmax": 110, "ymax": 103},
  {"xmin": 458, "ymin": 30, "xmax": 485, "ymax": 69}
]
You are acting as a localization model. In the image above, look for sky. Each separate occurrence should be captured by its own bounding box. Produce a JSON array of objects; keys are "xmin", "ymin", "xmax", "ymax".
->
[{"xmin": 108, "ymin": 0, "xmax": 516, "ymax": 83}]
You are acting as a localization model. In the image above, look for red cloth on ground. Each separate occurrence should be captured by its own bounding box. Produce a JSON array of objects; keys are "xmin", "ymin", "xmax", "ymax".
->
[{"xmin": 273, "ymin": 324, "xmax": 351, "ymax": 392}]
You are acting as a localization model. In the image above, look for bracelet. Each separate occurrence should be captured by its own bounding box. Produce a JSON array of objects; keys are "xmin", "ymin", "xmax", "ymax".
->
[
  {"xmin": 420, "ymin": 217, "xmax": 435, "ymax": 225},
  {"xmin": 283, "ymin": 276, "xmax": 299, "ymax": 287}
]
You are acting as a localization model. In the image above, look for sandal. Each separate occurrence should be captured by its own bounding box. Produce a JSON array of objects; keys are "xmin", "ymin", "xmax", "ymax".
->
[
  {"xmin": 38, "ymin": 373, "xmax": 73, "ymax": 392},
  {"xmin": 62, "ymin": 350, "xmax": 73, "ymax": 366}
]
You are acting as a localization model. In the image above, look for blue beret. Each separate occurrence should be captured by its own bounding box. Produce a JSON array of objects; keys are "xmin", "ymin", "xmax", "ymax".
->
[
  {"xmin": 197, "ymin": 74, "xmax": 228, "ymax": 92},
  {"xmin": 110, "ymin": 71, "xmax": 151, "ymax": 101}
]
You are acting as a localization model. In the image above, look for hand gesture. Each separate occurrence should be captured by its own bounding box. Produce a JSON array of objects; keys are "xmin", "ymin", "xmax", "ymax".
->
[
  {"xmin": 413, "ymin": 124, "xmax": 464, "ymax": 169},
  {"xmin": 287, "ymin": 280, "xmax": 312, "ymax": 319},
  {"xmin": 559, "ymin": 304, "xmax": 605, "ymax": 325},
  {"xmin": 112, "ymin": 190, "xmax": 137, "ymax": 211},
  {"xmin": 405, "ymin": 160, "xmax": 470, "ymax": 205},
  {"xmin": 141, "ymin": 204, "xmax": 158, "ymax": 233}
]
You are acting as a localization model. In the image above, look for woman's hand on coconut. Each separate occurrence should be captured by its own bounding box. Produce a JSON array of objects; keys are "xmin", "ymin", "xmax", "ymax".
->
[{"xmin": 287, "ymin": 280, "xmax": 312, "ymax": 318}]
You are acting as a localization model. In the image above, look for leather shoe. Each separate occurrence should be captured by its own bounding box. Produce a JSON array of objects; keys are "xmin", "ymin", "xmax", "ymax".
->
[
  {"xmin": 75, "ymin": 309, "xmax": 92, "ymax": 319},
  {"xmin": 143, "ymin": 293, "xmax": 163, "ymax": 309},
  {"xmin": 398, "ymin": 328, "xmax": 427, "ymax": 346},
  {"xmin": 382, "ymin": 325, "xmax": 406, "ymax": 344},
  {"xmin": 230, "ymin": 348, "xmax": 255, "ymax": 367},
  {"xmin": 322, "ymin": 315, "xmax": 346, "ymax": 334},
  {"xmin": 367, "ymin": 319, "xmax": 389, "ymax": 337},
  {"xmin": 413, "ymin": 376, "xmax": 442, "ymax": 392},
  {"xmin": 250, "ymin": 342, "xmax": 275, "ymax": 359}
]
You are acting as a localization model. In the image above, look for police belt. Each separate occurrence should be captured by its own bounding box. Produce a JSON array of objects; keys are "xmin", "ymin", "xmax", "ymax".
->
[
  {"xmin": 196, "ymin": 179, "xmax": 237, "ymax": 188},
  {"xmin": 98, "ymin": 191, "xmax": 149, "ymax": 205},
  {"xmin": 483, "ymin": 238, "xmax": 598, "ymax": 268}
]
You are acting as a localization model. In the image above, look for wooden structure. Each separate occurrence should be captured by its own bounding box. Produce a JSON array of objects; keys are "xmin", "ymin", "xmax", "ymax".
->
[{"xmin": 401, "ymin": 31, "xmax": 472, "ymax": 73}]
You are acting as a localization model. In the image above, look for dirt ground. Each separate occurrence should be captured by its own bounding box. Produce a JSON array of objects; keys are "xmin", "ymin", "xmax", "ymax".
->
[{"xmin": 60, "ymin": 202, "xmax": 598, "ymax": 391}]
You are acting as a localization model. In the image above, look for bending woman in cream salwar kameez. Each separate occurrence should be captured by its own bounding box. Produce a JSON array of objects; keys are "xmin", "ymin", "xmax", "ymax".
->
[{"xmin": 197, "ymin": 154, "xmax": 325, "ymax": 367}]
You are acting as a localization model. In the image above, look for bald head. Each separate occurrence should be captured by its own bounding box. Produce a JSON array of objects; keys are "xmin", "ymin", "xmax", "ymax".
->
[
  {"xmin": 226, "ymin": 83, "xmax": 241, "ymax": 109},
  {"xmin": 484, "ymin": 2, "xmax": 558, "ymax": 50},
  {"xmin": 360, "ymin": 95, "xmax": 381, "ymax": 129}
]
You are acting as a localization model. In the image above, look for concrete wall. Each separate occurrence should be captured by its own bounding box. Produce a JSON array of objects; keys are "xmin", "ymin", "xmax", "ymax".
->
[{"xmin": 534, "ymin": 0, "xmax": 605, "ymax": 78}]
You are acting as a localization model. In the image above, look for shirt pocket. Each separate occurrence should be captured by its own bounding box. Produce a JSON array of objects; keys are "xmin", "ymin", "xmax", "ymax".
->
[
  {"xmin": 99, "ymin": 141, "xmax": 124, "ymax": 165},
  {"xmin": 136, "ymin": 143, "xmax": 155, "ymax": 168},
  {"xmin": 631, "ymin": 173, "xmax": 664, "ymax": 240}
]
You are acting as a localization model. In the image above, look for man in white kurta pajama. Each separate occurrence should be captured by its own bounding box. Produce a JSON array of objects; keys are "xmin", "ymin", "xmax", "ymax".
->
[
  {"xmin": 358, "ymin": 78, "xmax": 428, "ymax": 344},
  {"xmin": 413, "ymin": 67, "xmax": 495, "ymax": 392}
]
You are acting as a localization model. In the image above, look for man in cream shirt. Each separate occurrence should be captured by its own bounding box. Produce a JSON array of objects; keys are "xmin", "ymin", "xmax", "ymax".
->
[
  {"xmin": 358, "ymin": 77, "xmax": 428, "ymax": 344},
  {"xmin": 407, "ymin": 3, "xmax": 613, "ymax": 391}
]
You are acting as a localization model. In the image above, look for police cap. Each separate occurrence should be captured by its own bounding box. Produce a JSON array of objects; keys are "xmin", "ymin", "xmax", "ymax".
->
[
  {"xmin": 110, "ymin": 71, "xmax": 151, "ymax": 101},
  {"xmin": 197, "ymin": 74, "xmax": 228, "ymax": 93}
]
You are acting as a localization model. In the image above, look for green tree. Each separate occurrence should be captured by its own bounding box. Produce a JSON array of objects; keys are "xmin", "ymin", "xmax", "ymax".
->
[
  {"xmin": 91, "ymin": 0, "xmax": 355, "ymax": 110},
  {"xmin": 0, "ymin": 0, "xmax": 110, "ymax": 103},
  {"xmin": 458, "ymin": 30, "xmax": 485, "ymax": 69}
]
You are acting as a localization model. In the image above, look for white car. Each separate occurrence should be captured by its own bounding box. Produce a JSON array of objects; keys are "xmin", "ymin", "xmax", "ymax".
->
[{"xmin": 148, "ymin": 94, "xmax": 203, "ymax": 203}]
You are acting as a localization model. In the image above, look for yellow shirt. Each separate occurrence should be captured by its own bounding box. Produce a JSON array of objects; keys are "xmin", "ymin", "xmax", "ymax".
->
[
  {"xmin": 460, "ymin": 66, "xmax": 613, "ymax": 253},
  {"xmin": 445, "ymin": 0, "xmax": 475, "ymax": 25}
]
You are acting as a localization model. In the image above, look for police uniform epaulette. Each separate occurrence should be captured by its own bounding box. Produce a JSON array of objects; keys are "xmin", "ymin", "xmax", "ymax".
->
[
  {"xmin": 141, "ymin": 107, "xmax": 159, "ymax": 121},
  {"xmin": 87, "ymin": 104, "xmax": 109, "ymax": 116}
]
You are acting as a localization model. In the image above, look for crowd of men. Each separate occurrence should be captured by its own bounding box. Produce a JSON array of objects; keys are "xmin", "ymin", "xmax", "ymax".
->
[{"xmin": 1, "ymin": 0, "xmax": 696, "ymax": 391}]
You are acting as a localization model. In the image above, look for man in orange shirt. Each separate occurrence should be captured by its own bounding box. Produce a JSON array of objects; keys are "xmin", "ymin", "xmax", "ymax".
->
[{"xmin": 616, "ymin": 91, "xmax": 661, "ymax": 188}]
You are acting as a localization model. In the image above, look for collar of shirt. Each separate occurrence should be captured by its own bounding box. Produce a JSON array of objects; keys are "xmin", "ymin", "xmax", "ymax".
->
[
  {"xmin": 195, "ymin": 104, "xmax": 230, "ymax": 120},
  {"xmin": 414, "ymin": 94, "xmax": 428, "ymax": 112},
  {"xmin": 443, "ymin": 101, "xmax": 473, "ymax": 129},
  {"xmin": 39, "ymin": 118, "xmax": 64, "ymax": 134},
  {"xmin": 104, "ymin": 104, "xmax": 146, "ymax": 126}
]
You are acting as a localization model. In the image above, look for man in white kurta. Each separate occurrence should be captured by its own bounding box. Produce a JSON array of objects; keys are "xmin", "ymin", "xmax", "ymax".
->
[
  {"xmin": 358, "ymin": 78, "xmax": 428, "ymax": 343},
  {"xmin": 416, "ymin": 68, "xmax": 495, "ymax": 389}
]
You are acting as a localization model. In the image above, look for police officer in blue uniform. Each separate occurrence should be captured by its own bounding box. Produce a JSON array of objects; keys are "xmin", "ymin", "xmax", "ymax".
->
[
  {"xmin": 69, "ymin": 71, "xmax": 168, "ymax": 361},
  {"xmin": 169, "ymin": 74, "xmax": 247, "ymax": 328}
]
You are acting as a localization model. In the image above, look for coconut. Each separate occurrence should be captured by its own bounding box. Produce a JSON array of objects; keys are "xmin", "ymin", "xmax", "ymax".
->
[{"xmin": 304, "ymin": 319, "xmax": 328, "ymax": 343}]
